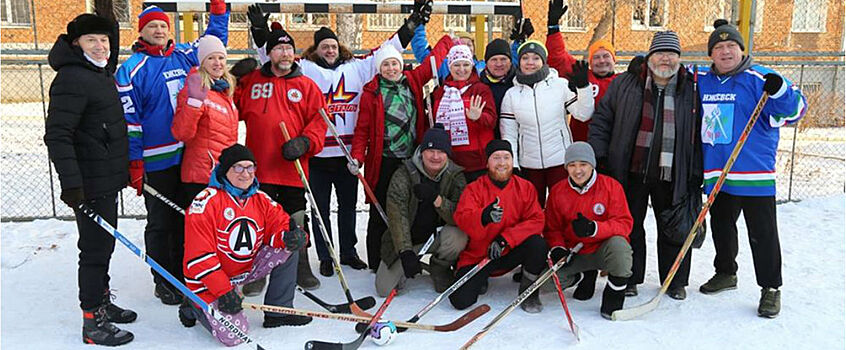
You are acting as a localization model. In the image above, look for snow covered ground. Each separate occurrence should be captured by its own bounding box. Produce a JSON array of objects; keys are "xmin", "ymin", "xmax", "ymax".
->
[{"xmin": 2, "ymin": 195, "xmax": 845, "ymax": 349}]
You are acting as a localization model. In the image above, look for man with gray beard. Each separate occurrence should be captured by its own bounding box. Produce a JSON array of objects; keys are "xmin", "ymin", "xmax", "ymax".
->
[{"xmin": 588, "ymin": 31, "xmax": 703, "ymax": 300}]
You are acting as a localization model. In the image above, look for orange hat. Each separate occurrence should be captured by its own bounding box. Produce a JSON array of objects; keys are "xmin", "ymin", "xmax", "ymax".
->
[{"xmin": 588, "ymin": 39, "xmax": 616, "ymax": 65}]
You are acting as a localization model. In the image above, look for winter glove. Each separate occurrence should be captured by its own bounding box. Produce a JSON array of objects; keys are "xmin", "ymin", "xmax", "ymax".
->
[
  {"xmin": 247, "ymin": 4, "xmax": 270, "ymax": 47},
  {"xmin": 347, "ymin": 159, "xmax": 361, "ymax": 175},
  {"xmin": 283, "ymin": 218, "xmax": 308, "ymax": 251},
  {"xmin": 413, "ymin": 181, "xmax": 440, "ymax": 203},
  {"xmin": 571, "ymin": 213, "xmax": 596, "ymax": 238},
  {"xmin": 128, "ymin": 160, "xmax": 144, "ymax": 196},
  {"xmin": 510, "ymin": 17, "xmax": 534, "ymax": 41},
  {"xmin": 184, "ymin": 73, "xmax": 208, "ymax": 107},
  {"xmin": 231, "ymin": 57, "xmax": 258, "ymax": 81},
  {"xmin": 209, "ymin": 0, "xmax": 226, "ymax": 15},
  {"xmin": 763, "ymin": 73, "xmax": 784, "ymax": 96},
  {"xmin": 488, "ymin": 235, "xmax": 508, "ymax": 260},
  {"xmin": 60, "ymin": 187, "xmax": 85, "ymax": 209},
  {"xmin": 407, "ymin": 0, "xmax": 433, "ymax": 28},
  {"xmin": 627, "ymin": 55, "xmax": 645, "ymax": 77},
  {"xmin": 216, "ymin": 288, "xmax": 243, "ymax": 315},
  {"xmin": 281, "ymin": 136, "xmax": 310, "ymax": 161},
  {"xmin": 569, "ymin": 60, "xmax": 590, "ymax": 89},
  {"xmin": 399, "ymin": 250, "xmax": 422, "ymax": 278},
  {"xmin": 547, "ymin": 0, "xmax": 568, "ymax": 28},
  {"xmin": 481, "ymin": 197, "xmax": 503, "ymax": 226},
  {"xmin": 548, "ymin": 246, "xmax": 570, "ymax": 262}
]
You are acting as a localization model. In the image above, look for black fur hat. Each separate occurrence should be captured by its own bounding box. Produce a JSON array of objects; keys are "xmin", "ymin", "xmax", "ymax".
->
[{"xmin": 66, "ymin": 13, "xmax": 114, "ymax": 42}]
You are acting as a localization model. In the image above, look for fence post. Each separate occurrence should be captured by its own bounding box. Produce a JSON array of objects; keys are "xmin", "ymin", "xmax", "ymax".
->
[{"xmin": 787, "ymin": 64, "xmax": 804, "ymax": 202}]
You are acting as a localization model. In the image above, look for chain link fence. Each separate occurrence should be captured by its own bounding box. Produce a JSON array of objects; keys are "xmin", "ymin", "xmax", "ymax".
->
[{"xmin": 1, "ymin": 0, "xmax": 844, "ymax": 220}]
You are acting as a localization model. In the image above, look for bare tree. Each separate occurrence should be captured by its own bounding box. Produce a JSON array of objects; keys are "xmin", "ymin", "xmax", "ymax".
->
[
  {"xmin": 584, "ymin": 0, "xmax": 615, "ymax": 54},
  {"xmin": 336, "ymin": 14, "xmax": 362, "ymax": 50}
]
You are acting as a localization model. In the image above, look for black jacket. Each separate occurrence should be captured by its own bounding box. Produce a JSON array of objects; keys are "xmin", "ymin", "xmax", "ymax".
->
[
  {"xmin": 44, "ymin": 34, "xmax": 128, "ymax": 199},
  {"xmin": 481, "ymin": 67, "xmax": 515, "ymax": 139},
  {"xmin": 588, "ymin": 68, "xmax": 703, "ymax": 205}
]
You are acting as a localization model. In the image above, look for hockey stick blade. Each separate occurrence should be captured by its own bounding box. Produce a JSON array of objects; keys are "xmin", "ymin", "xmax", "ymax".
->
[
  {"xmin": 611, "ymin": 295, "xmax": 660, "ymax": 321},
  {"xmin": 354, "ymin": 303, "xmax": 490, "ymax": 333},
  {"xmin": 305, "ymin": 289, "xmax": 397, "ymax": 350},
  {"xmin": 297, "ymin": 286, "xmax": 376, "ymax": 315}
]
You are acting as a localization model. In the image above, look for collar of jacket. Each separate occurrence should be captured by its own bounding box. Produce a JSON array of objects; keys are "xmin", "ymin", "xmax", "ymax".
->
[
  {"xmin": 260, "ymin": 61, "xmax": 304, "ymax": 78},
  {"xmin": 568, "ymin": 169, "xmax": 597, "ymax": 195},
  {"xmin": 48, "ymin": 34, "xmax": 111, "ymax": 74},
  {"xmin": 208, "ymin": 165, "xmax": 260, "ymax": 200},
  {"xmin": 410, "ymin": 146, "xmax": 461, "ymax": 182},
  {"xmin": 481, "ymin": 66, "xmax": 515, "ymax": 85},
  {"xmin": 132, "ymin": 38, "xmax": 174, "ymax": 56},
  {"xmin": 313, "ymin": 55, "xmax": 346, "ymax": 70}
]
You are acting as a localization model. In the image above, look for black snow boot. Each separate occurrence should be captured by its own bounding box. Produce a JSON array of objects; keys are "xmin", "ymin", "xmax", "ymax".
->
[
  {"xmin": 519, "ymin": 270, "xmax": 543, "ymax": 314},
  {"xmin": 573, "ymin": 270, "xmax": 598, "ymax": 300},
  {"xmin": 263, "ymin": 314, "xmax": 313, "ymax": 328},
  {"xmin": 154, "ymin": 283, "xmax": 183, "ymax": 305},
  {"xmin": 178, "ymin": 300, "xmax": 197, "ymax": 328},
  {"xmin": 82, "ymin": 305, "xmax": 134, "ymax": 346},
  {"xmin": 600, "ymin": 276, "xmax": 627, "ymax": 320},
  {"xmin": 103, "ymin": 291, "xmax": 137, "ymax": 324}
]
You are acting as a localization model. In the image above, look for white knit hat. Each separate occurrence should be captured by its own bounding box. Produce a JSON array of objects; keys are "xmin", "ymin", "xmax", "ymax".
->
[
  {"xmin": 447, "ymin": 44, "xmax": 473, "ymax": 67},
  {"xmin": 374, "ymin": 45, "xmax": 404, "ymax": 69},
  {"xmin": 197, "ymin": 35, "xmax": 226, "ymax": 64}
]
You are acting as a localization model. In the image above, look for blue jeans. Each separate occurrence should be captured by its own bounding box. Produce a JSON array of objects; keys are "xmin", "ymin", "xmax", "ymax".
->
[{"xmin": 308, "ymin": 157, "xmax": 360, "ymax": 261}]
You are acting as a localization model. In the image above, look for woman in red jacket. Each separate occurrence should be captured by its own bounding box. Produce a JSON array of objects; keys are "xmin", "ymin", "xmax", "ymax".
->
[
  {"xmin": 432, "ymin": 44, "xmax": 497, "ymax": 183},
  {"xmin": 351, "ymin": 35, "xmax": 454, "ymax": 271},
  {"xmin": 172, "ymin": 35, "xmax": 238, "ymax": 205}
]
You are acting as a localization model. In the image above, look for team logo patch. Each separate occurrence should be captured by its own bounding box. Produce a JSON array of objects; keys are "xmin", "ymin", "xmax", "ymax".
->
[
  {"xmin": 224, "ymin": 207, "xmax": 235, "ymax": 221},
  {"xmin": 189, "ymin": 188, "xmax": 216, "ymax": 214},
  {"xmin": 225, "ymin": 217, "xmax": 258, "ymax": 257},
  {"xmin": 593, "ymin": 203, "xmax": 606, "ymax": 216},
  {"xmin": 719, "ymin": 32, "xmax": 729, "ymax": 40},
  {"xmin": 287, "ymin": 88, "xmax": 302, "ymax": 102}
]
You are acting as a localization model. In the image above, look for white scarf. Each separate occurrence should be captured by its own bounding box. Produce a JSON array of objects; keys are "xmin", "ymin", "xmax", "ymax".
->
[{"xmin": 435, "ymin": 84, "xmax": 471, "ymax": 146}]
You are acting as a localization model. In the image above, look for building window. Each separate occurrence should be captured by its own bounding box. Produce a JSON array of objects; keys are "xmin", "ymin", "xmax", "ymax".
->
[
  {"xmin": 289, "ymin": 13, "xmax": 330, "ymax": 30},
  {"xmin": 560, "ymin": 0, "xmax": 586, "ymax": 31},
  {"xmin": 367, "ymin": 0, "xmax": 404, "ymax": 31},
  {"xmin": 1, "ymin": 0, "xmax": 31, "ymax": 26},
  {"xmin": 791, "ymin": 0, "xmax": 826, "ymax": 33},
  {"xmin": 203, "ymin": 11, "xmax": 249, "ymax": 30},
  {"xmin": 632, "ymin": 0, "xmax": 667, "ymax": 30},
  {"xmin": 114, "ymin": 0, "xmax": 131, "ymax": 27},
  {"xmin": 443, "ymin": 14, "xmax": 467, "ymax": 32}
]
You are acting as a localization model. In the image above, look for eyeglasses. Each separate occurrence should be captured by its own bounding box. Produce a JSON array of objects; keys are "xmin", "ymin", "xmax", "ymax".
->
[{"xmin": 232, "ymin": 164, "xmax": 256, "ymax": 174}]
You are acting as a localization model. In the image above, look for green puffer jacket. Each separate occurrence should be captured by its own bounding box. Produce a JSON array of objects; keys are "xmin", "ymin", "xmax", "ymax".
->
[{"xmin": 381, "ymin": 147, "xmax": 466, "ymax": 266}]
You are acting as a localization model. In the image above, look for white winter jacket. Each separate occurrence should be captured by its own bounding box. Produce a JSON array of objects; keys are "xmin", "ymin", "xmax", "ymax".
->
[{"xmin": 499, "ymin": 68, "xmax": 594, "ymax": 169}]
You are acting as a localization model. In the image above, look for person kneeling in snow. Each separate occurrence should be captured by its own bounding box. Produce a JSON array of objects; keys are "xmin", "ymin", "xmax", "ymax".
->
[
  {"xmin": 544, "ymin": 142, "xmax": 634, "ymax": 319},
  {"xmin": 180, "ymin": 144, "xmax": 311, "ymax": 346}
]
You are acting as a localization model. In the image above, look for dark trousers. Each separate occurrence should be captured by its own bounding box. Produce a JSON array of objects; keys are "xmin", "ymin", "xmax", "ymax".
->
[
  {"xmin": 366, "ymin": 157, "xmax": 404, "ymax": 269},
  {"xmin": 626, "ymin": 175, "xmax": 691, "ymax": 289},
  {"xmin": 260, "ymin": 184, "xmax": 306, "ymax": 218},
  {"xmin": 449, "ymin": 235, "xmax": 548, "ymax": 310},
  {"xmin": 710, "ymin": 193, "xmax": 781, "ymax": 288},
  {"xmin": 75, "ymin": 193, "xmax": 118, "ymax": 310},
  {"xmin": 308, "ymin": 158, "xmax": 360, "ymax": 261},
  {"xmin": 143, "ymin": 166, "xmax": 184, "ymax": 286},
  {"xmin": 522, "ymin": 165, "xmax": 568, "ymax": 208}
]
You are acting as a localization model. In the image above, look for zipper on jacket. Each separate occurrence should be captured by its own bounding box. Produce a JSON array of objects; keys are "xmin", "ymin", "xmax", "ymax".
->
[
  {"xmin": 102, "ymin": 123, "xmax": 110, "ymax": 152},
  {"xmin": 532, "ymin": 87, "xmax": 545, "ymax": 169}
]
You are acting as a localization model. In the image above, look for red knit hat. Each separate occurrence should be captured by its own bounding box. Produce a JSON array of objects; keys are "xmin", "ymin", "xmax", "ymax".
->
[{"xmin": 138, "ymin": 6, "xmax": 170, "ymax": 31}]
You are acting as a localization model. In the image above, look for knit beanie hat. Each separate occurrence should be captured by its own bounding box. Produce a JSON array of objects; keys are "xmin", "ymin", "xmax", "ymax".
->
[
  {"xmin": 708, "ymin": 19, "xmax": 745, "ymax": 55},
  {"xmin": 485, "ymin": 139, "xmax": 512, "ymax": 159},
  {"xmin": 517, "ymin": 40, "xmax": 548, "ymax": 63},
  {"xmin": 484, "ymin": 38, "xmax": 511, "ymax": 62},
  {"xmin": 588, "ymin": 39, "xmax": 616, "ymax": 65},
  {"xmin": 138, "ymin": 6, "xmax": 170, "ymax": 31},
  {"xmin": 564, "ymin": 142, "xmax": 596, "ymax": 168},
  {"xmin": 421, "ymin": 123, "xmax": 452, "ymax": 156},
  {"xmin": 374, "ymin": 45, "xmax": 404, "ymax": 69},
  {"xmin": 218, "ymin": 144, "xmax": 256, "ymax": 174},
  {"xmin": 313, "ymin": 26, "xmax": 338, "ymax": 47},
  {"xmin": 266, "ymin": 28, "xmax": 295, "ymax": 54},
  {"xmin": 447, "ymin": 44, "xmax": 474, "ymax": 67},
  {"xmin": 647, "ymin": 31, "xmax": 681, "ymax": 58},
  {"xmin": 270, "ymin": 21, "xmax": 283, "ymax": 31},
  {"xmin": 67, "ymin": 13, "xmax": 114, "ymax": 42},
  {"xmin": 197, "ymin": 35, "xmax": 226, "ymax": 65}
]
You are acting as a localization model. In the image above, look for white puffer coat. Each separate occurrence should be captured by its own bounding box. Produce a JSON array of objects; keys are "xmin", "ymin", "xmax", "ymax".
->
[{"xmin": 499, "ymin": 68, "xmax": 594, "ymax": 169}]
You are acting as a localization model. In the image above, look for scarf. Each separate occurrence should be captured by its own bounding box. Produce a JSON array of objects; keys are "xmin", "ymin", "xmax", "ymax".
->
[
  {"xmin": 209, "ymin": 165, "xmax": 260, "ymax": 200},
  {"xmin": 379, "ymin": 76, "xmax": 417, "ymax": 158},
  {"xmin": 211, "ymin": 78, "xmax": 230, "ymax": 92},
  {"xmin": 132, "ymin": 38, "xmax": 174, "ymax": 56},
  {"xmin": 435, "ymin": 82, "xmax": 471, "ymax": 146},
  {"xmin": 515, "ymin": 65, "xmax": 550, "ymax": 86},
  {"xmin": 630, "ymin": 72, "xmax": 677, "ymax": 182}
]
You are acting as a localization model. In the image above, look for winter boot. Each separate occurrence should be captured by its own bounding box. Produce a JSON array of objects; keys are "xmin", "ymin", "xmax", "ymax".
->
[
  {"xmin": 667, "ymin": 285, "xmax": 687, "ymax": 300},
  {"xmin": 82, "ymin": 305, "xmax": 134, "ymax": 346},
  {"xmin": 263, "ymin": 314, "xmax": 313, "ymax": 328},
  {"xmin": 519, "ymin": 270, "xmax": 543, "ymax": 314},
  {"xmin": 624, "ymin": 284, "xmax": 638, "ymax": 297},
  {"xmin": 699, "ymin": 273, "xmax": 737, "ymax": 295},
  {"xmin": 429, "ymin": 257, "xmax": 456, "ymax": 293},
  {"xmin": 757, "ymin": 288, "xmax": 781, "ymax": 318},
  {"xmin": 178, "ymin": 300, "xmax": 197, "ymax": 328},
  {"xmin": 600, "ymin": 276, "xmax": 627, "ymax": 320},
  {"xmin": 102, "ymin": 299, "xmax": 137, "ymax": 324},
  {"xmin": 340, "ymin": 254, "xmax": 368, "ymax": 270},
  {"xmin": 573, "ymin": 270, "xmax": 597, "ymax": 300},
  {"xmin": 154, "ymin": 282, "xmax": 183, "ymax": 305},
  {"xmin": 297, "ymin": 247, "xmax": 320, "ymax": 290},
  {"xmin": 242, "ymin": 276, "xmax": 267, "ymax": 297},
  {"xmin": 319, "ymin": 260, "xmax": 334, "ymax": 277}
]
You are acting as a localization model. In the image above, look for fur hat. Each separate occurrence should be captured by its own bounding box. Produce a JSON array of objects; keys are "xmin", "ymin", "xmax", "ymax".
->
[{"xmin": 67, "ymin": 13, "xmax": 114, "ymax": 42}]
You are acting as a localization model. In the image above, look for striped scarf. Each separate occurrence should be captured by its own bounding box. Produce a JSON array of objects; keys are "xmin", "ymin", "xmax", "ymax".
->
[
  {"xmin": 380, "ymin": 76, "xmax": 417, "ymax": 158},
  {"xmin": 630, "ymin": 72, "xmax": 676, "ymax": 182}
]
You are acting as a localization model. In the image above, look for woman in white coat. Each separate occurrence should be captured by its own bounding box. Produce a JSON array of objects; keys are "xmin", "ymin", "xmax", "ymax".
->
[{"xmin": 500, "ymin": 40, "xmax": 594, "ymax": 207}]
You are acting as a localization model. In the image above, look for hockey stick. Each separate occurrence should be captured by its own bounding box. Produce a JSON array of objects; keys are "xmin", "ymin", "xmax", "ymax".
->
[
  {"xmin": 245, "ymin": 301, "xmax": 489, "ymax": 332},
  {"xmin": 612, "ymin": 92, "xmax": 770, "ymax": 321},
  {"xmin": 280, "ymin": 121, "xmax": 373, "ymax": 318},
  {"xmin": 297, "ymin": 286, "xmax": 376, "ymax": 314},
  {"xmin": 424, "ymin": 54, "xmax": 439, "ymax": 128},
  {"xmin": 547, "ymin": 257, "xmax": 580, "ymax": 342},
  {"xmin": 305, "ymin": 289, "xmax": 398, "ymax": 350},
  {"xmin": 78, "ymin": 204, "xmax": 265, "ymax": 349},
  {"xmin": 460, "ymin": 243, "xmax": 583, "ymax": 350},
  {"xmin": 317, "ymin": 109, "xmax": 389, "ymax": 226},
  {"xmin": 142, "ymin": 183, "xmax": 184, "ymax": 215}
]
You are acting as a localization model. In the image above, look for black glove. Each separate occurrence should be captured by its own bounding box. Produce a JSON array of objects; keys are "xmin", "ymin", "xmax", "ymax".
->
[
  {"xmin": 547, "ymin": 0, "xmax": 568, "ymax": 28},
  {"xmin": 399, "ymin": 250, "xmax": 422, "ymax": 278},
  {"xmin": 216, "ymin": 288, "xmax": 243, "ymax": 314},
  {"xmin": 548, "ymin": 246, "xmax": 569, "ymax": 262},
  {"xmin": 407, "ymin": 0, "xmax": 432, "ymax": 28},
  {"xmin": 569, "ymin": 60, "xmax": 589, "ymax": 89},
  {"xmin": 763, "ymin": 73, "xmax": 784, "ymax": 96},
  {"xmin": 627, "ymin": 55, "xmax": 645, "ymax": 76},
  {"xmin": 413, "ymin": 181, "xmax": 439, "ymax": 203},
  {"xmin": 60, "ymin": 187, "xmax": 85, "ymax": 209},
  {"xmin": 571, "ymin": 213, "xmax": 596, "ymax": 238},
  {"xmin": 282, "ymin": 136, "xmax": 310, "ymax": 161},
  {"xmin": 247, "ymin": 4, "xmax": 270, "ymax": 47},
  {"xmin": 510, "ymin": 17, "xmax": 534, "ymax": 41},
  {"xmin": 283, "ymin": 218, "xmax": 308, "ymax": 251},
  {"xmin": 488, "ymin": 235, "xmax": 508, "ymax": 260},
  {"xmin": 481, "ymin": 197, "xmax": 503, "ymax": 226},
  {"xmin": 231, "ymin": 57, "xmax": 258, "ymax": 80}
]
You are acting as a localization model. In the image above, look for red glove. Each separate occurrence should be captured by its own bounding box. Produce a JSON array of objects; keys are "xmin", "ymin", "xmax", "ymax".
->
[
  {"xmin": 129, "ymin": 160, "xmax": 144, "ymax": 196},
  {"xmin": 210, "ymin": 0, "xmax": 226, "ymax": 15}
]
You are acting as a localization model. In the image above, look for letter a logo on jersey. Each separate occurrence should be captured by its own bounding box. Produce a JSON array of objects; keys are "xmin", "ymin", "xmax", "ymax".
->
[{"xmin": 226, "ymin": 217, "xmax": 258, "ymax": 257}]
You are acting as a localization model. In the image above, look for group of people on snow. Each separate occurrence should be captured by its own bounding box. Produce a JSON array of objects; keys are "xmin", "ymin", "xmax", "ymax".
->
[{"xmin": 44, "ymin": 0, "xmax": 807, "ymax": 346}]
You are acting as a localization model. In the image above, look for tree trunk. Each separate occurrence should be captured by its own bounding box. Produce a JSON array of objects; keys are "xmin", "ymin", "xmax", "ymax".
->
[
  {"xmin": 584, "ymin": 1, "xmax": 615, "ymax": 55},
  {"xmin": 336, "ymin": 14, "xmax": 362, "ymax": 50}
]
